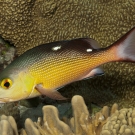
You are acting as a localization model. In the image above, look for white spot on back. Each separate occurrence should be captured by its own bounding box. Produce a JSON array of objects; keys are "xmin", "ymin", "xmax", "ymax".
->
[
  {"xmin": 86, "ymin": 48, "xmax": 93, "ymax": 52},
  {"xmin": 52, "ymin": 46, "xmax": 61, "ymax": 51}
]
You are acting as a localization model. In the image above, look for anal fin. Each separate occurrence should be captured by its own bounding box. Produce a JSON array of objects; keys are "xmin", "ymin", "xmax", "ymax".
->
[{"xmin": 35, "ymin": 84, "xmax": 67, "ymax": 100}]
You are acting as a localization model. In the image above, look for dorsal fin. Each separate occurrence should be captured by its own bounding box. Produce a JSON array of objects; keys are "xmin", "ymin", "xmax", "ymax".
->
[
  {"xmin": 69, "ymin": 38, "xmax": 101, "ymax": 49},
  {"xmin": 78, "ymin": 38, "xmax": 101, "ymax": 49}
]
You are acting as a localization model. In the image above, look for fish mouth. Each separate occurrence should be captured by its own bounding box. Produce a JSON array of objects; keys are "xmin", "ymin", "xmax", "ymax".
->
[
  {"xmin": 0, "ymin": 101, "xmax": 6, "ymax": 103},
  {"xmin": 0, "ymin": 98, "xmax": 14, "ymax": 103}
]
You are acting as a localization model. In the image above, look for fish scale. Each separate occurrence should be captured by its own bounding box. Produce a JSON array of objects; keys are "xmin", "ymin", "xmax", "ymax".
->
[
  {"xmin": 29, "ymin": 52, "xmax": 91, "ymax": 89},
  {"xmin": 29, "ymin": 46, "xmax": 116, "ymax": 90}
]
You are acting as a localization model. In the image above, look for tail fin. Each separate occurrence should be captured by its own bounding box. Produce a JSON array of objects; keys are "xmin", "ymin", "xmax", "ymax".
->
[{"xmin": 114, "ymin": 27, "xmax": 135, "ymax": 62}]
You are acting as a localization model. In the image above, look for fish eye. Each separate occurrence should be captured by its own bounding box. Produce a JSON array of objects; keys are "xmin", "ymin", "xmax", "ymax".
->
[{"xmin": 1, "ymin": 79, "xmax": 12, "ymax": 89}]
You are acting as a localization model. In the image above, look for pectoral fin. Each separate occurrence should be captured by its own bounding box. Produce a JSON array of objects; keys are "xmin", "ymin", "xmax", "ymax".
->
[{"xmin": 35, "ymin": 84, "xmax": 67, "ymax": 100}]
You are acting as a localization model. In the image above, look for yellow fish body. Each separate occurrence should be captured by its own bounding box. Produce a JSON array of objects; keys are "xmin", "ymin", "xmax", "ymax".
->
[{"xmin": 0, "ymin": 27, "xmax": 135, "ymax": 103}]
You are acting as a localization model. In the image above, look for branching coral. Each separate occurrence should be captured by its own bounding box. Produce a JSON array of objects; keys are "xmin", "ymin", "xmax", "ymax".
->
[
  {"xmin": 101, "ymin": 108, "xmax": 135, "ymax": 135},
  {"xmin": 0, "ymin": 115, "xmax": 18, "ymax": 135},
  {"xmin": 23, "ymin": 105, "xmax": 74, "ymax": 135},
  {"xmin": 1, "ymin": 95, "xmax": 135, "ymax": 135},
  {"xmin": 69, "ymin": 95, "xmax": 117, "ymax": 135}
]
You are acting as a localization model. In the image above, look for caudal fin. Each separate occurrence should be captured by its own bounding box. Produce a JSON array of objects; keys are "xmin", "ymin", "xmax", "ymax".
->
[{"xmin": 114, "ymin": 27, "xmax": 135, "ymax": 62}]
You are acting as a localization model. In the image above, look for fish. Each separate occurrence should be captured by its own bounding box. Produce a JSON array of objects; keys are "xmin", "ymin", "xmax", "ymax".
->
[{"xmin": 0, "ymin": 27, "xmax": 135, "ymax": 103}]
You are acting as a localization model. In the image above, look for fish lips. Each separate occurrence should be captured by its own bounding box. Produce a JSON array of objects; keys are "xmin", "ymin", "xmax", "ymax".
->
[{"xmin": 0, "ymin": 98, "xmax": 12, "ymax": 103}]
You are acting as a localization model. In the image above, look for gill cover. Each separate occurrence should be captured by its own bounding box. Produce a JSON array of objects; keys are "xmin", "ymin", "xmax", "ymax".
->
[{"xmin": 0, "ymin": 70, "xmax": 39, "ymax": 103}]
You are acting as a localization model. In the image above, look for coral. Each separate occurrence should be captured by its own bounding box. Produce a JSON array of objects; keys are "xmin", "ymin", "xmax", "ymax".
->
[
  {"xmin": 22, "ymin": 96, "xmax": 135, "ymax": 135},
  {"xmin": 0, "ymin": 103, "xmax": 20, "ymax": 125},
  {"xmin": 0, "ymin": 115, "xmax": 18, "ymax": 135},
  {"xmin": 1, "ymin": 95, "xmax": 135, "ymax": 134},
  {"xmin": 101, "ymin": 108, "xmax": 135, "ymax": 135},
  {"xmin": 21, "ymin": 106, "xmax": 74, "ymax": 135},
  {"xmin": 0, "ymin": 0, "xmax": 135, "ymax": 107},
  {"xmin": 70, "ymin": 95, "xmax": 112, "ymax": 135}
]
